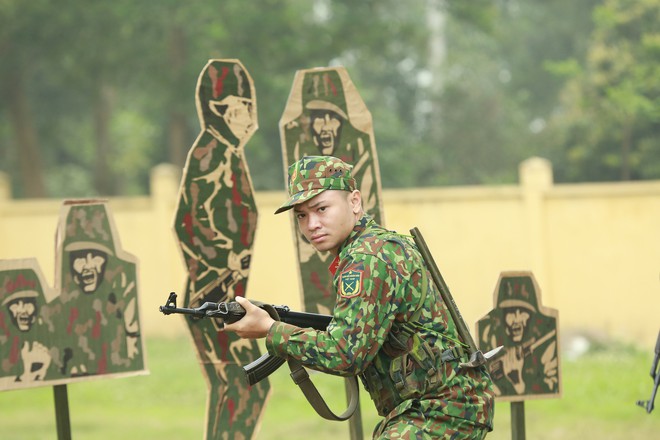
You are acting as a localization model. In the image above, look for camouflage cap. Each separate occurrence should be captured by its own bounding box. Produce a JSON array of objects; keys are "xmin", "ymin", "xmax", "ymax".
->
[{"xmin": 275, "ymin": 156, "xmax": 356, "ymax": 214}]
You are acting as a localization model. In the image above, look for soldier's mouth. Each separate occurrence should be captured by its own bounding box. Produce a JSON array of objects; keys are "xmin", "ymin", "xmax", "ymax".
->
[
  {"xmin": 80, "ymin": 271, "xmax": 99, "ymax": 291},
  {"xmin": 18, "ymin": 315, "xmax": 31, "ymax": 329},
  {"xmin": 311, "ymin": 234, "xmax": 326, "ymax": 243},
  {"xmin": 511, "ymin": 324, "xmax": 524, "ymax": 338},
  {"xmin": 320, "ymin": 133, "xmax": 333, "ymax": 147},
  {"xmin": 81, "ymin": 272, "xmax": 96, "ymax": 285}
]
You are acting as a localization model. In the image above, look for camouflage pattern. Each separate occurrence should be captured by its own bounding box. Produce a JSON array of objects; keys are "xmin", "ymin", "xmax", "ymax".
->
[
  {"xmin": 375, "ymin": 410, "xmax": 489, "ymax": 439},
  {"xmin": 476, "ymin": 272, "xmax": 560, "ymax": 402},
  {"xmin": 267, "ymin": 215, "xmax": 494, "ymax": 438},
  {"xmin": 275, "ymin": 155, "xmax": 356, "ymax": 214},
  {"xmin": 173, "ymin": 59, "xmax": 268, "ymax": 439},
  {"xmin": 279, "ymin": 66, "xmax": 384, "ymax": 315},
  {"xmin": 0, "ymin": 200, "xmax": 146, "ymax": 391},
  {"xmin": 0, "ymin": 261, "xmax": 60, "ymax": 387}
]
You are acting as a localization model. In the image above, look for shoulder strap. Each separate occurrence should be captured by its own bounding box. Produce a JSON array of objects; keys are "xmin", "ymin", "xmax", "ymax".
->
[{"xmin": 411, "ymin": 266, "xmax": 428, "ymax": 322}]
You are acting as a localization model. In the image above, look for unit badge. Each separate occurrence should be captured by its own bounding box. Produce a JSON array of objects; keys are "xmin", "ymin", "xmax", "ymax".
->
[{"xmin": 340, "ymin": 269, "xmax": 363, "ymax": 298}]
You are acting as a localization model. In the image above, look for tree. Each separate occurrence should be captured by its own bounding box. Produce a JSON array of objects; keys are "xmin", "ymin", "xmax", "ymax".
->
[
  {"xmin": 5, "ymin": 0, "xmax": 655, "ymax": 198},
  {"xmin": 542, "ymin": 0, "xmax": 660, "ymax": 182},
  {"xmin": 0, "ymin": 0, "xmax": 56, "ymax": 197},
  {"xmin": 418, "ymin": 0, "xmax": 602, "ymax": 186}
]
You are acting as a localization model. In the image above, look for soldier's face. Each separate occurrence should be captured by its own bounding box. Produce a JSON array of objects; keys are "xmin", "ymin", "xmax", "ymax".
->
[
  {"xmin": 504, "ymin": 308, "xmax": 531, "ymax": 342},
  {"xmin": 311, "ymin": 112, "xmax": 342, "ymax": 155},
  {"xmin": 8, "ymin": 299, "xmax": 37, "ymax": 332},
  {"xmin": 294, "ymin": 190, "xmax": 362, "ymax": 255},
  {"xmin": 209, "ymin": 95, "xmax": 255, "ymax": 140},
  {"xmin": 70, "ymin": 250, "xmax": 107, "ymax": 293}
]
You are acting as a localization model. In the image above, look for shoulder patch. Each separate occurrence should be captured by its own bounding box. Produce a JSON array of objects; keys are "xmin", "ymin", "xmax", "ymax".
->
[{"xmin": 340, "ymin": 269, "xmax": 363, "ymax": 298}]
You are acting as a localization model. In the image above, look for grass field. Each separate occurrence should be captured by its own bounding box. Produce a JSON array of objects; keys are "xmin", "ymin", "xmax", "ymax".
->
[{"xmin": 1, "ymin": 336, "xmax": 659, "ymax": 439}]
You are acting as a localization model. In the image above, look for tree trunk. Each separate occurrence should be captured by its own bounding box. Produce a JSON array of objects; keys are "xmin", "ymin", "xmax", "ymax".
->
[
  {"xmin": 169, "ymin": 112, "xmax": 188, "ymax": 168},
  {"xmin": 93, "ymin": 83, "xmax": 116, "ymax": 195},
  {"xmin": 168, "ymin": 26, "xmax": 189, "ymax": 167},
  {"xmin": 620, "ymin": 117, "xmax": 633, "ymax": 181},
  {"xmin": 5, "ymin": 71, "xmax": 46, "ymax": 198}
]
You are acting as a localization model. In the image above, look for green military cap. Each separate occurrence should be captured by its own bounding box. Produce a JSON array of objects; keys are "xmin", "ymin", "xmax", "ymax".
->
[{"xmin": 275, "ymin": 156, "xmax": 356, "ymax": 214}]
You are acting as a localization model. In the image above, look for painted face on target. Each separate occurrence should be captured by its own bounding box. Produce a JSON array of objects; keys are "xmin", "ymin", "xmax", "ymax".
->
[
  {"xmin": 69, "ymin": 249, "xmax": 108, "ymax": 293},
  {"xmin": 7, "ymin": 297, "xmax": 38, "ymax": 332},
  {"xmin": 504, "ymin": 307, "xmax": 531, "ymax": 343}
]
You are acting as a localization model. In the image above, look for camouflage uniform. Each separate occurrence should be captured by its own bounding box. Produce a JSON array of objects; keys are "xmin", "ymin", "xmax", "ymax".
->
[{"xmin": 269, "ymin": 156, "xmax": 495, "ymax": 439}]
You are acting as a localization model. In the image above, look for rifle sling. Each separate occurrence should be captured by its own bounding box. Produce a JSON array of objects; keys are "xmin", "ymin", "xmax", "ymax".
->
[
  {"xmin": 261, "ymin": 304, "xmax": 359, "ymax": 421},
  {"xmin": 287, "ymin": 359, "xmax": 360, "ymax": 421}
]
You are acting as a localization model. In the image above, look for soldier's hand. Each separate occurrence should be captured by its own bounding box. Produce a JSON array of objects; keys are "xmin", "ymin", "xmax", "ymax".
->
[{"xmin": 221, "ymin": 296, "xmax": 275, "ymax": 339}]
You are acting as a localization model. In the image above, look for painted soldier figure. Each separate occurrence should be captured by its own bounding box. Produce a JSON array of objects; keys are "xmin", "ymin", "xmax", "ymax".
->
[
  {"xmin": 0, "ymin": 271, "xmax": 52, "ymax": 384},
  {"xmin": 173, "ymin": 59, "xmax": 268, "ymax": 439},
  {"xmin": 280, "ymin": 67, "xmax": 384, "ymax": 315},
  {"xmin": 56, "ymin": 203, "xmax": 144, "ymax": 377},
  {"xmin": 476, "ymin": 273, "xmax": 560, "ymax": 399},
  {"xmin": 223, "ymin": 156, "xmax": 494, "ymax": 439}
]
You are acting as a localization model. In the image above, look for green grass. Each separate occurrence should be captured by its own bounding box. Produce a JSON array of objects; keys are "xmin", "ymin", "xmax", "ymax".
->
[{"xmin": 1, "ymin": 337, "xmax": 659, "ymax": 439}]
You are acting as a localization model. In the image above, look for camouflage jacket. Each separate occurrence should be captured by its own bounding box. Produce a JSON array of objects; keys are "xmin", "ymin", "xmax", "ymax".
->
[{"xmin": 266, "ymin": 215, "xmax": 494, "ymax": 433}]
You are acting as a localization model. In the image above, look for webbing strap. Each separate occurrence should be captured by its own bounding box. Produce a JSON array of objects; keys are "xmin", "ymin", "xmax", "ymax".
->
[
  {"xmin": 261, "ymin": 304, "xmax": 359, "ymax": 421},
  {"xmin": 287, "ymin": 359, "xmax": 360, "ymax": 421},
  {"xmin": 410, "ymin": 267, "xmax": 429, "ymax": 323}
]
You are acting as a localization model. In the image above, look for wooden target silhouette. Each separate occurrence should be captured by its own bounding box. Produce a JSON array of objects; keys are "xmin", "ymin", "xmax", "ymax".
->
[
  {"xmin": 279, "ymin": 66, "xmax": 384, "ymax": 314},
  {"xmin": 476, "ymin": 271, "xmax": 561, "ymax": 401},
  {"xmin": 0, "ymin": 200, "xmax": 146, "ymax": 390},
  {"xmin": 173, "ymin": 60, "xmax": 268, "ymax": 439}
]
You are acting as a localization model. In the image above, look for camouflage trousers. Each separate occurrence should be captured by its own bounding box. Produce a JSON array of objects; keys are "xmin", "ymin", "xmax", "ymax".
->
[{"xmin": 373, "ymin": 406, "xmax": 489, "ymax": 440}]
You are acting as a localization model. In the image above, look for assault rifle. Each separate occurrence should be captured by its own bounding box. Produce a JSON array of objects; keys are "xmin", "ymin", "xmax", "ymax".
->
[
  {"xmin": 159, "ymin": 292, "xmax": 359, "ymax": 421},
  {"xmin": 159, "ymin": 292, "xmax": 332, "ymax": 384},
  {"xmin": 637, "ymin": 329, "xmax": 660, "ymax": 414}
]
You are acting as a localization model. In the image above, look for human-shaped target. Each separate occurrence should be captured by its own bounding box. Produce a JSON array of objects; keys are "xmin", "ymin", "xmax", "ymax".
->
[{"xmin": 173, "ymin": 59, "xmax": 269, "ymax": 439}]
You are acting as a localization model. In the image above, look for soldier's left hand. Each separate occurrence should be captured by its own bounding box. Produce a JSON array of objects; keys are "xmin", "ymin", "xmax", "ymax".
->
[{"xmin": 222, "ymin": 296, "xmax": 275, "ymax": 339}]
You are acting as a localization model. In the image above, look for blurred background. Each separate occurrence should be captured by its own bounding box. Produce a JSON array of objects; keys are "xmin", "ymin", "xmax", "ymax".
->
[
  {"xmin": 2, "ymin": 1, "xmax": 660, "ymax": 439},
  {"xmin": 2, "ymin": 0, "xmax": 659, "ymax": 198}
]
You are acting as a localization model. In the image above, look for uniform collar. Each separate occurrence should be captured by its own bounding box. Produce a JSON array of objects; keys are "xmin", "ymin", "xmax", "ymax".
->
[
  {"xmin": 329, "ymin": 214, "xmax": 373, "ymax": 276},
  {"xmin": 343, "ymin": 214, "xmax": 372, "ymax": 251}
]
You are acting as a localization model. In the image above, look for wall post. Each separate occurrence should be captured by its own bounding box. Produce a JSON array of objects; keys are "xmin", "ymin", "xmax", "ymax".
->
[
  {"xmin": 0, "ymin": 172, "xmax": 11, "ymax": 203},
  {"xmin": 519, "ymin": 157, "xmax": 553, "ymax": 299},
  {"xmin": 149, "ymin": 163, "xmax": 182, "ymax": 326}
]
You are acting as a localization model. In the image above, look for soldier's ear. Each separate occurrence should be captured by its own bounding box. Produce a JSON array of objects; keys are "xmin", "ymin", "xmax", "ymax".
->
[{"xmin": 349, "ymin": 190, "xmax": 362, "ymax": 214}]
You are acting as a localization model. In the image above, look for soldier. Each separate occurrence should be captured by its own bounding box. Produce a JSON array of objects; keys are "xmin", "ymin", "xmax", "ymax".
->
[{"xmin": 223, "ymin": 156, "xmax": 495, "ymax": 439}]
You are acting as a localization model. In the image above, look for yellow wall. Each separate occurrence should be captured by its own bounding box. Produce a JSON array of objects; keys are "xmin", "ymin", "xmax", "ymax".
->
[{"xmin": 1, "ymin": 158, "xmax": 659, "ymax": 347}]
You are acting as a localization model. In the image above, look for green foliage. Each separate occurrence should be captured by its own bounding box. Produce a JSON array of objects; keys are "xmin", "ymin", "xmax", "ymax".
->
[
  {"xmin": 542, "ymin": 0, "xmax": 660, "ymax": 182},
  {"xmin": 1, "ymin": 0, "xmax": 659, "ymax": 198}
]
